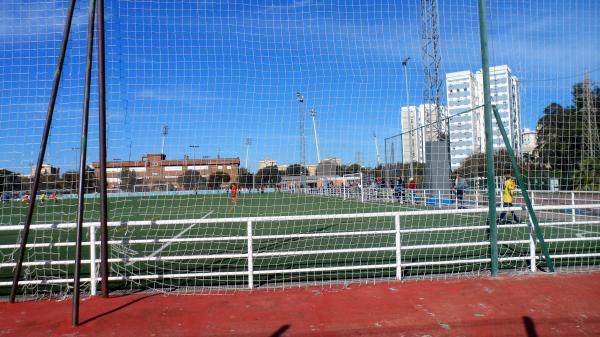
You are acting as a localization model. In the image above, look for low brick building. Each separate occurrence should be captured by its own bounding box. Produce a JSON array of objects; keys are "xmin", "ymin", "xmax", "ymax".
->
[{"xmin": 92, "ymin": 154, "xmax": 239, "ymax": 192}]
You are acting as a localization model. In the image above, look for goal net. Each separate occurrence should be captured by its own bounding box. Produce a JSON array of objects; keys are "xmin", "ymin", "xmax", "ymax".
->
[{"xmin": 1, "ymin": 0, "xmax": 599, "ymax": 298}]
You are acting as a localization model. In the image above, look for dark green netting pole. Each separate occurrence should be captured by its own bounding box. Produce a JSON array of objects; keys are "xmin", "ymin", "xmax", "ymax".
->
[
  {"xmin": 492, "ymin": 107, "xmax": 555, "ymax": 272},
  {"xmin": 477, "ymin": 0, "xmax": 498, "ymax": 275}
]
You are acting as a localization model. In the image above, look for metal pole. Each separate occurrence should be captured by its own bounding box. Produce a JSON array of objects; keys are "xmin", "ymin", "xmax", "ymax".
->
[
  {"xmin": 477, "ymin": 0, "xmax": 498, "ymax": 276},
  {"xmin": 373, "ymin": 131, "xmax": 381, "ymax": 167},
  {"xmin": 9, "ymin": 0, "xmax": 77, "ymax": 303},
  {"xmin": 73, "ymin": 0, "xmax": 97, "ymax": 326},
  {"xmin": 96, "ymin": 0, "xmax": 109, "ymax": 298},
  {"xmin": 297, "ymin": 92, "xmax": 306, "ymax": 188},
  {"xmin": 402, "ymin": 58, "xmax": 415, "ymax": 179},
  {"xmin": 310, "ymin": 108, "xmax": 321, "ymax": 163},
  {"xmin": 492, "ymin": 107, "xmax": 554, "ymax": 272}
]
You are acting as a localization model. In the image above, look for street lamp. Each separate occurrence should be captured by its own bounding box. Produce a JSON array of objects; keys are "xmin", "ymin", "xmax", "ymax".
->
[
  {"xmin": 189, "ymin": 145, "xmax": 200, "ymax": 160},
  {"xmin": 402, "ymin": 57, "xmax": 415, "ymax": 179},
  {"xmin": 71, "ymin": 147, "xmax": 80, "ymax": 170}
]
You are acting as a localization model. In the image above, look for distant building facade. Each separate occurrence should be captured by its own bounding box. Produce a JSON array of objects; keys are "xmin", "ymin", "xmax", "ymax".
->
[
  {"xmin": 401, "ymin": 104, "xmax": 446, "ymax": 163},
  {"xmin": 31, "ymin": 163, "xmax": 60, "ymax": 177},
  {"xmin": 258, "ymin": 159, "xmax": 277, "ymax": 169},
  {"xmin": 92, "ymin": 154, "xmax": 239, "ymax": 191},
  {"xmin": 446, "ymin": 65, "xmax": 521, "ymax": 170},
  {"xmin": 317, "ymin": 157, "xmax": 341, "ymax": 176},
  {"xmin": 522, "ymin": 129, "xmax": 537, "ymax": 154}
]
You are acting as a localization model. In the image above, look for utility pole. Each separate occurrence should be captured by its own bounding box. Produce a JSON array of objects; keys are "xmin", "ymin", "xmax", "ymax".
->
[
  {"xmin": 296, "ymin": 92, "xmax": 306, "ymax": 188},
  {"xmin": 402, "ymin": 57, "xmax": 415, "ymax": 179},
  {"xmin": 310, "ymin": 108, "xmax": 321, "ymax": 163},
  {"xmin": 160, "ymin": 125, "xmax": 168, "ymax": 155},
  {"xmin": 373, "ymin": 131, "xmax": 381, "ymax": 167}
]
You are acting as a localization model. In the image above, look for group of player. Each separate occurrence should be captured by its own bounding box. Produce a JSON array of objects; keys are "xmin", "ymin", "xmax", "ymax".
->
[{"xmin": 20, "ymin": 191, "xmax": 59, "ymax": 206}]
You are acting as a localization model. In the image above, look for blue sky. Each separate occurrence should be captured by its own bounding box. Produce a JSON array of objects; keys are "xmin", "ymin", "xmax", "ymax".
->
[{"xmin": 1, "ymin": 0, "xmax": 599, "ymax": 174}]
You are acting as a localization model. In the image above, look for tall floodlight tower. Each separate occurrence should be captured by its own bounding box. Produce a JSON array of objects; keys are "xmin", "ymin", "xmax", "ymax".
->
[
  {"xmin": 309, "ymin": 108, "xmax": 321, "ymax": 163},
  {"xmin": 296, "ymin": 92, "xmax": 306, "ymax": 187},
  {"xmin": 582, "ymin": 73, "xmax": 600, "ymax": 160},
  {"xmin": 373, "ymin": 131, "xmax": 381, "ymax": 167},
  {"xmin": 420, "ymin": 0, "xmax": 444, "ymax": 141},
  {"xmin": 160, "ymin": 125, "xmax": 168, "ymax": 155},
  {"xmin": 421, "ymin": 0, "xmax": 451, "ymax": 191},
  {"xmin": 245, "ymin": 138, "xmax": 252, "ymax": 169},
  {"xmin": 402, "ymin": 57, "xmax": 415, "ymax": 179}
]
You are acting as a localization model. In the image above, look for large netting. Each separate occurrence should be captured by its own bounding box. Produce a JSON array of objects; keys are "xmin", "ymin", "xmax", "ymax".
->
[{"xmin": 1, "ymin": 0, "xmax": 599, "ymax": 298}]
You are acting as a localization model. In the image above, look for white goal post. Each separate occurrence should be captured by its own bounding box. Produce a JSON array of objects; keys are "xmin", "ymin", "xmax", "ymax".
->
[{"xmin": 343, "ymin": 172, "xmax": 364, "ymax": 202}]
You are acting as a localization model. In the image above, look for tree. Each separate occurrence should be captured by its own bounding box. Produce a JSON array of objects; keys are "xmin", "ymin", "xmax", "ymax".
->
[
  {"xmin": 40, "ymin": 172, "xmax": 61, "ymax": 191},
  {"xmin": 573, "ymin": 159, "xmax": 600, "ymax": 191},
  {"xmin": 84, "ymin": 167, "xmax": 97, "ymax": 193},
  {"xmin": 285, "ymin": 164, "xmax": 307, "ymax": 176},
  {"xmin": 238, "ymin": 168, "xmax": 254, "ymax": 189},
  {"xmin": 255, "ymin": 165, "xmax": 280, "ymax": 186},
  {"xmin": 62, "ymin": 171, "xmax": 79, "ymax": 192},
  {"xmin": 177, "ymin": 170, "xmax": 207, "ymax": 190},
  {"xmin": 0, "ymin": 169, "xmax": 22, "ymax": 193},
  {"xmin": 208, "ymin": 171, "xmax": 230, "ymax": 189},
  {"xmin": 454, "ymin": 149, "xmax": 513, "ymax": 178},
  {"xmin": 533, "ymin": 81, "xmax": 600, "ymax": 189},
  {"xmin": 120, "ymin": 169, "xmax": 137, "ymax": 192}
]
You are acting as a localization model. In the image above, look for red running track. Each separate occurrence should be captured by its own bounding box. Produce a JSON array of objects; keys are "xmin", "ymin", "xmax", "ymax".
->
[{"xmin": 1, "ymin": 272, "xmax": 599, "ymax": 337}]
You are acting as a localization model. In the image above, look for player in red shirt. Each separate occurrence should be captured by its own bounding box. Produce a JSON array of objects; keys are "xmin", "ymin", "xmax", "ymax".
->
[
  {"xmin": 23, "ymin": 192, "xmax": 30, "ymax": 206},
  {"xmin": 230, "ymin": 183, "xmax": 238, "ymax": 204}
]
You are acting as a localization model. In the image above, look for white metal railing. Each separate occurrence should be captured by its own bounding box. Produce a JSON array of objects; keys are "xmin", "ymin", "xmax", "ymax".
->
[{"xmin": 1, "ymin": 203, "xmax": 599, "ymax": 293}]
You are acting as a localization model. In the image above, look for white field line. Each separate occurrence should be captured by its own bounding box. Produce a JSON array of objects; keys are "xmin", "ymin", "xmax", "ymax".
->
[{"xmin": 125, "ymin": 210, "xmax": 214, "ymax": 266}]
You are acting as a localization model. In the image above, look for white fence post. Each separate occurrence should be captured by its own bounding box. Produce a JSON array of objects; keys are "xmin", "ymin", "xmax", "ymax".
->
[
  {"xmin": 528, "ymin": 218, "xmax": 537, "ymax": 272},
  {"xmin": 247, "ymin": 220, "xmax": 254, "ymax": 289},
  {"xmin": 394, "ymin": 215, "xmax": 402, "ymax": 280},
  {"xmin": 475, "ymin": 190, "xmax": 479, "ymax": 207},
  {"xmin": 438, "ymin": 190, "xmax": 442, "ymax": 209},
  {"xmin": 89, "ymin": 224, "xmax": 97, "ymax": 295},
  {"xmin": 571, "ymin": 192, "xmax": 576, "ymax": 223}
]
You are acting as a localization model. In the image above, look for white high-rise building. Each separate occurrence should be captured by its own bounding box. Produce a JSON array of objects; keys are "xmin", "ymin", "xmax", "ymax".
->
[
  {"xmin": 446, "ymin": 65, "xmax": 521, "ymax": 170},
  {"xmin": 401, "ymin": 104, "xmax": 445, "ymax": 163}
]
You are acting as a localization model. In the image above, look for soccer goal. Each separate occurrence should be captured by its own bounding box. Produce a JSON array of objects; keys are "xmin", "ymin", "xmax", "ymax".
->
[
  {"xmin": 2, "ymin": 2, "xmax": 600, "ymax": 325},
  {"xmin": 342, "ymin": 172, "xmax": 364, "ymax": 202}
]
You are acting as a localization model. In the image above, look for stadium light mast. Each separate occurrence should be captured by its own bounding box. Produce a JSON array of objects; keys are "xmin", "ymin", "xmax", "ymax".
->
[
  {"xmin": 189, "ymin": 145, "xmax": 199, "ymax": 161},
  {"xmin": 402, "ymin": 57, "xmax": 415, "ymax": 179},
  {"xmin": 245, "ymin": 138, "xmax": 252, "ymax": 169},
  {"xmin": 373, "ymin": 131, "xmax": 381, "ymax": 167},
  {"xmin": 309, "ymin": 108, "xmax": 321, "ymax": 163},
  {"xmin": 296, "ymin": 92, "xmax": 306, "ymax": 188},
  {"xmin": 160, "ymin": 125, "xmax": 168, "ymax": 155}
]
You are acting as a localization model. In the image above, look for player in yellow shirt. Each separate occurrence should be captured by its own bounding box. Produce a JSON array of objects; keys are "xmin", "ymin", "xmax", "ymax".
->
[{"xmin": 499, "ymin": 174, "xmax": 519, "ymax": 224}]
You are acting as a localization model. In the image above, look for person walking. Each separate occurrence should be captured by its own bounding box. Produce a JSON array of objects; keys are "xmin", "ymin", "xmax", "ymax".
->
[{"xmin": 499, "ymin": 174, "xmax": 520, "ymax": 224}]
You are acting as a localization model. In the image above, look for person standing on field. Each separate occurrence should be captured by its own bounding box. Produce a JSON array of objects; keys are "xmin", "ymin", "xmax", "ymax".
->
[
  {"xmin": 454, "ymin": 175, "xmax": 467, "ymax": 209},
  {"xmin": 231, "ymin": 183, "xmax": 238, "ymax": 204},
  {"xmin": 407, "ymin": 178, "xmax": 417, "ymax": 204},
  {"xmin": 499, "ymin": 174, "xmax": 520, "ymax": 224}
]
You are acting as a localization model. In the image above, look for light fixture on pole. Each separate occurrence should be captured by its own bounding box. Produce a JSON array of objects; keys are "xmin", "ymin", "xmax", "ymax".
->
[
  {"xmin": 245, "ymin": 138, "xmax": 252, "ymax": 169},
  {"xmin": 402, "ymin": 57, "xmax": 415, "ymax": 179},
  {"xmin": 161, "ymin": 125, "xmax": 168, "ymax": 155},
  {"xmin": 296, "ymin": 92, "xmax": 306, "ymax": 188}
]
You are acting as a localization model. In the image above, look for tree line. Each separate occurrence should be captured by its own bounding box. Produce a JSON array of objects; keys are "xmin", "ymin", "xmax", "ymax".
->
[{"xmin": 455, "ymin": 80, "xmax": 600, "ymax": 190}]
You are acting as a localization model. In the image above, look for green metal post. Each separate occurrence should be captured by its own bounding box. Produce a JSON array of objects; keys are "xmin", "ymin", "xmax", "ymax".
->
[
  {"xmin": 477, "ymin": 0, "xmax": 498, "ymax": 275},
  {"xmin": 492, "ymin": 107, "xmax": 555, "ymax": 272}
]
